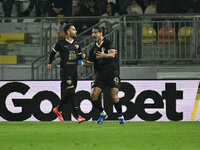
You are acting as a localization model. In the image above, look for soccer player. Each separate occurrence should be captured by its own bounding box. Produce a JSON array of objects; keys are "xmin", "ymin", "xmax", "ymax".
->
[
  {"xmin": 47, "ymin": 24, "xmax": 86, "ymax": 123},
  {"xmin": 82, "ymin": 27, "xmax": 125, "ymax": 124}
]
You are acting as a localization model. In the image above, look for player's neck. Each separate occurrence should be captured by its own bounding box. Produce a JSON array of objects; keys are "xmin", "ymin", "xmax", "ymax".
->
[
  {"xmin": 66, "ymin": 36, "xmax": 74, "ymax": 43},
  {"xmin": 97, "ymin": 37, "xmax": 104, "ymax": 46}
]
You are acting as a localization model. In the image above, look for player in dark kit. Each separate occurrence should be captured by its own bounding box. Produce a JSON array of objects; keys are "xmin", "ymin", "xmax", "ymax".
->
[
  {"xmin": 82, "ymin": 27, "xmax": 125, "ymax": 124},
  {"xmin": 47, "ymin": 24, "xmax": 86, "ymax": 123}
]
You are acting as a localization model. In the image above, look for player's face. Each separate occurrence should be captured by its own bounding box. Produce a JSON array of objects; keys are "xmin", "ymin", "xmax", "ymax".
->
[
  {"xmin": 92, "ymin": 29, "xmax": 103, "ymax": 42},
  {"xmin": 69, "ymin": 26, "xmax": 77, "ymax": 38}
]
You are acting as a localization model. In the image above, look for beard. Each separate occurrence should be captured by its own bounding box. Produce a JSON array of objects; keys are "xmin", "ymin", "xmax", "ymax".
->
[
  {"xmin": 93, "ymin": 36, "xmax": 98, "ymax": 41},
  {"xmin": 71, "ymin": 33, "xmax": 76, "ymax": 39}
]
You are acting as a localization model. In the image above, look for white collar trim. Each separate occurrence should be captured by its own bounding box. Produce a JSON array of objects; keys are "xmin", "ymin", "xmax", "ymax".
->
[
  {"xmin": 66, "ymin": 39, "xmax": 74, "ymax": 44},
  {"xmin": 96, "ymin": 41, "xmax": 104, "ymax": 48}
]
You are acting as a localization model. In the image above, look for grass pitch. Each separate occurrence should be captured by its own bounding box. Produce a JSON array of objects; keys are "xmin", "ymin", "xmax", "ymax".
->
[{"xmin": 0, "ymin": 121, "xmax": 200, "ymax": 150}]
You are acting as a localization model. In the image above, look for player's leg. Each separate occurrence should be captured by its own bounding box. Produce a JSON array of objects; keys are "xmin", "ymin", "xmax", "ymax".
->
[
  {"xmin": 109, "ymin": 76, "xmax": 125, "ymax": 124},
  {"xmin": 68, "ymin": 78, "xmax": 85, "ymax": 123},
  {"xmin": 91, "ymin": 87, "xmax": 103, "ymax": 112},
  {"xmin": 110, "ymin": 88, "xmax": 125, "ymax": 124},
  {"xmin": 53, "ymin": 77, "xmax": 71, "ymax": 121},
  {"xmin": 91, "ymin": 80, "xmax": 108, "ymax": 124},
  {"xmin": 53, "ymin": 74, "xmax": 73, "ymax": 121},
  {"xmin": 56, "ymin": 76, "xmax": 71, "ymax": 112},
  {"xmin": 53, "ymin": 74, "xmax": 70, "ymax": 121}
]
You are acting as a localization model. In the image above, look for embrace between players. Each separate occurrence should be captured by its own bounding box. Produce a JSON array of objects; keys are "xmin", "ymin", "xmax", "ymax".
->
[{"xmin": 47, "ymin": 24, "xmax": 125, "ymax": 124}]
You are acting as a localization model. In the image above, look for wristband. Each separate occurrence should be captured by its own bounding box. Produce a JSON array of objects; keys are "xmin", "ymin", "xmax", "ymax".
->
[{"xmin": 78, "ymin": 60, "xmax": 84, "ymax": 66}]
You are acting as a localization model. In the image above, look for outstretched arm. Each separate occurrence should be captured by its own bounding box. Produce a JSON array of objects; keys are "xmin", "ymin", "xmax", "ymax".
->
[
  {"xmin": 78, "ymin": 60, "xmax": 93, "ymax": 67},
  {"xmin": 83, "ymin": 60, "xmax": 93, "ymax": 66}
]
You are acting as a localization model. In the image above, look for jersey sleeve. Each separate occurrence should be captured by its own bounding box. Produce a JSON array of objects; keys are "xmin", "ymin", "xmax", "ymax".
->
[
  {"xmin": 49, "ymin": 42, "xmax": 59, "ymax": 64},
  {"xmin": 77, "ymin": 44, "xmax": 83, "ymax": 60},
  {"xmin": 107, "ymin": 40, "xmax": 118, "ymax": 54},
  {"xmin": 48, "ymin": 50, "xmax": 56, "ymax": 64},
  {"xmin": 107, "ymin": 40, "xmax": 116, "ymax": 50},
  {"xmin": 78, "ymin": 44, "xmax": 82, "ymax": 54},
  {"xmin": 52, "ymin": 43, "xmax": 60, "ymax": 52},
  {"xmin": 87, "ymin": 48, "xmax": 95, "ymax": 63}
]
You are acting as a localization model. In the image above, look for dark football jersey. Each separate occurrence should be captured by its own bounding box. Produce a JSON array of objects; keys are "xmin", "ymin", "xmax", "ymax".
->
[
  {"xmin": 88, "ymin": 39, "xmax": 119, "ymax": 78},
  {"xmin": 53, "ymin": 39, "xmax": 82, "ymax": 76}
]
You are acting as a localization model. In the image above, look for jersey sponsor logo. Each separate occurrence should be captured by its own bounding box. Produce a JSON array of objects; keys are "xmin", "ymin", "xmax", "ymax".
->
[
  {"xmin": 69, "ymin": 51, "xmax": 76, "ymax": 60},
  {"xmin": 64, "ymin": 45, "xmax": 68, "ymax": 48}
]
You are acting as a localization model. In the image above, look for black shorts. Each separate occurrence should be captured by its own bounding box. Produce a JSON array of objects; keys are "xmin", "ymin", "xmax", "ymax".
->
[
  {"xmin": 60, "ymin": 69, "xmax": 77, "ymax": 89},
  {"xmin": 61, "ymin": 75, "xmax": 77, "ymax": 89},
  {"xmin": 91, "ymin": 76, "xmax": 120, "ymax": 90}
]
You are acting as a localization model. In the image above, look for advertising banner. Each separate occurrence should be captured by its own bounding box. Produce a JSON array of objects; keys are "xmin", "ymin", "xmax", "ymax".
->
[{"xmin": 0, "ymin": 80, "xmax": 199, "ymax": 121}]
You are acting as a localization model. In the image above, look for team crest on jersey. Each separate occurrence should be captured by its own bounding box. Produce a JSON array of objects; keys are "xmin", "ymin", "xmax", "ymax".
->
[
  {"xmin": 75, "ymin": 45, "xmax": 79, "ymax": 49},
  {"xmin": 66, "ymin": 80, "xmax": 72, "ymax": 85},
  {"xmin": 113, "ymin": 77, "xmax": 119, "ymax": 85}
]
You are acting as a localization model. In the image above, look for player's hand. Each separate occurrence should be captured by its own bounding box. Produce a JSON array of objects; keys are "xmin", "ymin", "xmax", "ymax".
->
[
  {"xmin": 96, "ymin": 51, "xmax": 104, "ymax": 59},
  {"xmin": 81, "ymin": 53, "xmax": 86, "ymax": 59},
  {"xmin": 47, "ymin": 64, "xmax": 52, "ymax": 70}
]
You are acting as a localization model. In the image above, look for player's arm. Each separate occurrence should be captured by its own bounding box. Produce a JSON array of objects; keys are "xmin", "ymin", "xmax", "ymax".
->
[
  {"xmin": 78, "ymin": 52, "xmax": 86, "ymax": 60},
  {"xmin": 77, "ymin": 44, "xmax": 86, "ymax": 60},
  {"xmin": 78, "ymin": 60, "xmax": 93, "ymax": 66},
  {"xmin": 96, "ymin": 49, "xmax": 117, "ymax": 59},
  {"xmin": 47, "ymin": 48, "xmax": 57, "ymax": 70},
  {"xmin": 78, "ymin": 49, "xmax": 94, "ymax": 67},
  {"xmin": 77, "ymin": 44, "xmax": 88, "ymax": 66},
  {"xmin": 83, "ymin": 60, "xmax": 93, "ymax": 66}
]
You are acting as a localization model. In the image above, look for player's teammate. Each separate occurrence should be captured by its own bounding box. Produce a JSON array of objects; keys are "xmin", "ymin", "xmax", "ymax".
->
[
  {"xmin": 82, "ymin": 27, "xmax": 125, "ymax": 124},
  {"xmin": 47, "ymin": 24, "xmax": 86, "ymax": 123}
]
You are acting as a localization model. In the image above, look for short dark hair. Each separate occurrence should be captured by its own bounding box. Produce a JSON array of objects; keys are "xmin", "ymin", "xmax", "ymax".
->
[
  {"xmin": 63, "ymin": 24, "xmax": 74, "ymax": 34},
  {"xmin": 93, "ymin": 26, "xmax": 104, "ymax": 35}
]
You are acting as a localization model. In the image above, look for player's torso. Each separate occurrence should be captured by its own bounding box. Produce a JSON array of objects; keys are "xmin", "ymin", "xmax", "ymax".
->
[
  {"xmin": 59, "ymin": 40, "xmax": 79, "ymax": 62},
  {"xmin": 93, "ymin": 40, "xmax": 112, "ymax": 65},
  {"xmin": 58, "ymin": 40, "xmax": 80, "ymax": 74},
  {"xmin": 92, "ymin": 40, "xmax": 119, "ymax": 77}
]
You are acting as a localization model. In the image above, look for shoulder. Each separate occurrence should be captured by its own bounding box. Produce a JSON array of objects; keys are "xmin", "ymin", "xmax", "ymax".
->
[
  {"xmin": 104, "ymin": 39, "xmax": 112, "ymax": 45},
  {"xmin": 73, "ymin": 40, "xmax": 81, "ymax": 49},
  {"xmin": 74, "ymin": 39, "xmax": 80, "ymax": 44},
  {"xmin": 73, "ymin": 40, "xmax": 81, "ymax": 50},
  {"xmin": 103, "ymin": 39, "xmax": 115, "ymax": 49},
  {"xmin": 89, "ymin": 43, "xmax": 96, "ymax": 51},
  {"xmin": 56, "ymin": 39, "xmax": 65, "ymax": 45}
]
